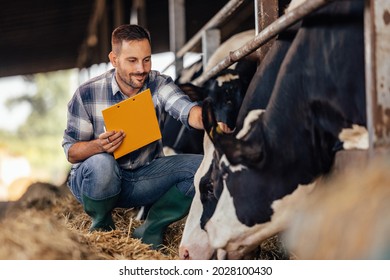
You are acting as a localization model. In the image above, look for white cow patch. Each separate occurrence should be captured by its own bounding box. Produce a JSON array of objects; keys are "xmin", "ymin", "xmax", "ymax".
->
[
  {"xmin": 205, "ymin": 180, "xmax": 244, "ymax": 251},
  {"xmin": 338, "ymin": 124, "xmax": 369, "ymax": 150},
  {"xmin": 236, "ymin": 109, "xmax": 265, "ymax": 139},
  {"xmin": 220, "ymin": 155, "xmax": 247, "ymax": 173},
  {"xmin": 163, "ymin": 146, "xmax": 177, "ymax": 156},
  {"xmin": 216, "ymin": 73, "xmax": 239, "ymax": 87}
]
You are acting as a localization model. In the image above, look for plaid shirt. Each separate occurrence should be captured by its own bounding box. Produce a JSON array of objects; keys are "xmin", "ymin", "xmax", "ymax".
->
[{"xmin": 62, "ymin": 68, "xmax": 197, "ymax": 170}]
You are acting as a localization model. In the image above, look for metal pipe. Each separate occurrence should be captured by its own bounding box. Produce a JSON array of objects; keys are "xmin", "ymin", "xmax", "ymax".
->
[
  {"xmin": 161, "ymin": 0, "xmax": 245, "ymax": 73},
  {"xmin": 192, "ymin": 0, "xmax": 334, "ymax": 86},
  {"xmin": 177, "ymin": 0, "xmax": 246, "ymax": 57}
]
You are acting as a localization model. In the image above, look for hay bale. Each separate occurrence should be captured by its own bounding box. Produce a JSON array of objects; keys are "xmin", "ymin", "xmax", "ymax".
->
[
  {"xmin": 283, "ymin": 157, "xmax": 390, "ymax": 259},
  {"xmin": 0, "ymin": 209, "xmax": 100, "ymax": 259},
  {"xmin": 6, "ymin": 177, "xmax": 35, "ymax": 201},
  {"xmin": 2, "ymin": 182, "xmax": 70, "ymax": 220}
]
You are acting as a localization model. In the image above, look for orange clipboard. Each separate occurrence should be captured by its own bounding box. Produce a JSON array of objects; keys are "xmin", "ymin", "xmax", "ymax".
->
[{"xmin": 102, "ymin": 88, "xmax": 162, "ymax": 159}]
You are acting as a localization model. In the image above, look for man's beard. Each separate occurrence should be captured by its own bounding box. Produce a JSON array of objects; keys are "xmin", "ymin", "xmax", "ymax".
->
[{"xmin": 118, "ymin": 71, "xmax": 147, "ymax": 89}]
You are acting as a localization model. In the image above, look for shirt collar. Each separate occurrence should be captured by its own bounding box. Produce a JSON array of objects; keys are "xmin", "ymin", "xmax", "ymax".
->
[{"xmin": 111, "ymin": 70, "xmax": 122, "ymax": 96}]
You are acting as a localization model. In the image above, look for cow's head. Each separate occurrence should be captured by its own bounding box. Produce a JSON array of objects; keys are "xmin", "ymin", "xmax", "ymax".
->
[
  {"xmin": 202, "ymin": 97, "xmax": 266, "ymax": 169},
  {"xmin": 181, "ymin": 60, "xmax": 257, "ymax": 131},
  {"xmin": 206, "ymin": 61, "xmax": 257, "ymax": 130}
]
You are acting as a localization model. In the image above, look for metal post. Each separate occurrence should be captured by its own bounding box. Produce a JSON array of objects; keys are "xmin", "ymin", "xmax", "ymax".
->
[
  {"xmin": 255, "ymin": 0, "xmax": 279, "ymax": 62},
  {"xmin": 202, "ymin": 29, "xmax": 221, "ymax": 69},
  {"xmin": 130, "ymin": 0, "xmax": 146, "ymax": 26},
  {"xmin": 169, "ymin": 0, "xmax": 186, "ymax": 76},
  {"xmin": 161, "ymin": 0, "xmax": 246, "ymax": 74},
  {"xmin": 364, "ymin": 0, "xmax": 390, "ymax": 154},
  {"xmin": 176, "ymin": 0, "xmax": 245, "ymax": 58}
]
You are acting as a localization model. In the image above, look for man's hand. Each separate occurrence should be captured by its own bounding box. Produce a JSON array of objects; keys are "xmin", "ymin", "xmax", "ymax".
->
[
  {"xmin": 98, "ymin": 130, "xmax": 126, "ymax": 153},
  {"xmin": 67, "ymin": 130, "xmax": 126, "ymax": 163},
  {"xmin": 188, "ymin": 105, "xmax": 235, "ymax": 133}
]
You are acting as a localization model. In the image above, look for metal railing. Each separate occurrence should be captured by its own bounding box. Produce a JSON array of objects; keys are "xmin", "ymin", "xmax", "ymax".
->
[
  {"xmin": 161, "ymin": 0, "xmax": 247, "ymax": 74},
  {"xmin": 192, "ymin": 0, "xmax": 333, "ymax": 86}
]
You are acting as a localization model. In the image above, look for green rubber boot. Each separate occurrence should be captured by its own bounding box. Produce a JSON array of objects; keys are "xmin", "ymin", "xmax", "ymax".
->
[
  {"xmin": 132, "ymin": 185, "xmax": 193, "ymax": 250},
  {"xmin": 82, "ymin": 194, "xmax": 119, "ymax": 232}
]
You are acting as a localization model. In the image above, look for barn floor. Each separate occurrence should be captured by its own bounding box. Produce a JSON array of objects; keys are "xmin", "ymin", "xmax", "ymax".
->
[{"xmin": 0, "ymin": 185, "xmax": 291, "ymax": 260}]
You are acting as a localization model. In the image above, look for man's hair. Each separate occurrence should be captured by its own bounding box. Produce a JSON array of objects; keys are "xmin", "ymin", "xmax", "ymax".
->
[{"xmin": 111, "ymin": 24, "xmax": 151, "ymax": 54}]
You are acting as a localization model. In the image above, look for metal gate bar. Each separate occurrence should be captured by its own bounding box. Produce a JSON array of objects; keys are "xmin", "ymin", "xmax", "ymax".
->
[{"xmin": 192, "ymin": 0, "xmax": 333, "ymax": 86}]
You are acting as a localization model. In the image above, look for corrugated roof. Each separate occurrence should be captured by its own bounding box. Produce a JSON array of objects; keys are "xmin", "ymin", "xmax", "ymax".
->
[{"xmin": 0, "ymin": 0, "xmax": 254, "ymax": 78}]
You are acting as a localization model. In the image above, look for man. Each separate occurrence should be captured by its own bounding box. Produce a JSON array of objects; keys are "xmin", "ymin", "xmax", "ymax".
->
[{"xmin": 62, "ymin": 24, "xmax": 229, "ymax": 250}]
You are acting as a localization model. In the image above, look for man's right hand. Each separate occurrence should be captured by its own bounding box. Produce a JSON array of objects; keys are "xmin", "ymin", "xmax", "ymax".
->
[
  {"xmin": 67, "ymin": 130, "xmax": 126, "ymax": 163},
  {"xmin": 98, "ymin": 130, "xmax": 126, "ymax": 154}
]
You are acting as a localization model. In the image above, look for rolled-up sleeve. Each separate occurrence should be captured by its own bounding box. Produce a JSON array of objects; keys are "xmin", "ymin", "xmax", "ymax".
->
[{"xmin": 155, "ymin": 76, "xmax": 198, "ymax": 129}]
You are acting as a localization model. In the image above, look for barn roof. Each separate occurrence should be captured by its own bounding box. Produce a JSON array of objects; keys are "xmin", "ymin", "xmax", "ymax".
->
[{"xmin": 0, "ymin": 0, "xmax": 254, "ymax": 78}]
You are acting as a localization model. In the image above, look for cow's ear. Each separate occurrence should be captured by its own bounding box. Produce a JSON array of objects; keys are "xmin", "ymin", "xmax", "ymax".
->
[
  {"xmin": 202, "ymin": 98, "xmax": 220, "ymax": 142},
  {"xmin": 178, "ymin": 83, "xmax": 206, "ymax": 102}
]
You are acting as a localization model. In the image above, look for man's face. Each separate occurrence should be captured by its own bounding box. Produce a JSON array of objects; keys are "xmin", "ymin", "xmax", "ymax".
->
[{"xmin": 113, "ymin": 39, "xmax": 152, "ymax": 92}]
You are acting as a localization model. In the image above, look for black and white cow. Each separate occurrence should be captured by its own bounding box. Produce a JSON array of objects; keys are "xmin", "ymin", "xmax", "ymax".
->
[
  {"xmin": 198, "ymin": 0, "xmax": 368, "ymax": 259},
  {"xmin": 162, "ymin": 30, "xmax": 257, "ymax": 155},
  {"xmin": 179, "ymin": 23, "xmax": 300, "ymax": 259}
]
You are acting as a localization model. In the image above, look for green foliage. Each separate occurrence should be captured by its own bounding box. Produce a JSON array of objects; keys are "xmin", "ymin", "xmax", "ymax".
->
[
  {"xmin": 13, "ymin": 71, "xmax": 71, "ymax": 138},
  {"xmin": 1, "ymin": 70, "xmax": 74, "ymax": 184}
]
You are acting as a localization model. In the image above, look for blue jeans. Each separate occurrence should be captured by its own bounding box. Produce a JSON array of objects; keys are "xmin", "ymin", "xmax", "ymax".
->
[{"xmin": 68, "ymin": 153, "xmax": 203, "ymax": 208}]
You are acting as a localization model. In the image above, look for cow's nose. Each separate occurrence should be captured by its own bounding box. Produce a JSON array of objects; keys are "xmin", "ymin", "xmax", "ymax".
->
[
  {"xmin": 179, "ymin": 247, "xmax": 190, "ymax": 260},
  {"xmin": 182, "ymin": 249, "xmax": 190, "ymax": 260}
]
